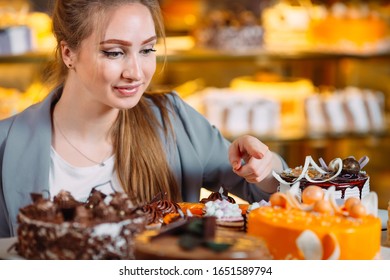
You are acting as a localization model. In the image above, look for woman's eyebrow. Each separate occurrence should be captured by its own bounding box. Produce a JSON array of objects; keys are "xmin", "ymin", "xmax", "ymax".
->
[{"xmin": 100, "ymin": 36, "xmax": 157, "ymax": 46}]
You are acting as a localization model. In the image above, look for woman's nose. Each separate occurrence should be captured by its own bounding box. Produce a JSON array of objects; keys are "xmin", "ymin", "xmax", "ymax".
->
[{"xmin": 122, "ymin": 55, "xmax": 142, "ymax": 81}]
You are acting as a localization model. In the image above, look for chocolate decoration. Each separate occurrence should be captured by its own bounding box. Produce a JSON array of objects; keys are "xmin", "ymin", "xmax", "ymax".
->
[
  {"xmin": 30, "ymin": 193, "xmax": 44, "ymax": 203},
  {"xmin": 140, "ymin": 192, "xmax": 183, "ymax": 226},
  {"xmin": 85, "ymin": 189, "xmax": 106, "ymax": 209},
  {"xmin": 200, "ymin": 186, "xmax": 236, "ymax": 204},
  {"xmin": 341, "ymin": 157, "xmax": 361, "ymax": 176},
  {"xmin": 53, "ymin": 190, "xmax": 81, "ymax": 209}
]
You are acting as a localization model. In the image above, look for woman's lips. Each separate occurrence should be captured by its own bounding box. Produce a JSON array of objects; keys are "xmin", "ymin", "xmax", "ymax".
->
[{"xmin": 114, "ymin": 84, "xmax": 142, "ymax": 96}]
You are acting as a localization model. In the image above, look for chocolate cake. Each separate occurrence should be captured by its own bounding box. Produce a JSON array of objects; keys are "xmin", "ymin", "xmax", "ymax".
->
[
  {"xmin": 14, "ymin": 189, "xmax": 184, "ymax": 260},
  {"xmin": 15, "ymin": 190, "xmax": 147, "ymax": 260}
]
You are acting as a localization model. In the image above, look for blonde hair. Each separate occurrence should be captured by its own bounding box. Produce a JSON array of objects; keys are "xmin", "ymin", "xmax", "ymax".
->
[{"xmin": 48, "ymin": 0, "xmax": 180, "ymax": 204}]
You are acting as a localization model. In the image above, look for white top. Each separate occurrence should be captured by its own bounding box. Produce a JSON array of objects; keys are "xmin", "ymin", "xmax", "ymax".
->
[{"xmin": 49, "ymin": 146, "xmax": 123, "ymax": 202}]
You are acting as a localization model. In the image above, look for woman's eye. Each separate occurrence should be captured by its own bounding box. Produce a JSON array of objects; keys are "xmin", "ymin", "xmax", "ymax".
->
[
  {"xmin": 140, "ymin": 48, "xmax": 157, "ymax": 55},
  {"xmin": 102, "ymin": 50, "xmax": 123, "ymax": 58}
]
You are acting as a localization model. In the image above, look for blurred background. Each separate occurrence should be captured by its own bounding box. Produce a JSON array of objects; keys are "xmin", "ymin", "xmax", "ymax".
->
[{"xmin": 1, "ymin": 0, "xmax": 390, "ymax": 208}]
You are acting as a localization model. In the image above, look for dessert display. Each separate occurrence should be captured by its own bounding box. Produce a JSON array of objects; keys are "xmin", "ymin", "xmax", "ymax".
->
[
  {"xmin": 261, "ymin": 1, "xmax": 390, "ymax": 54},
  {"xmin": 261, "ymin": 2, "xmax": 314, "ymax": 51},
  {"xmin": 247, "ymin": 185, "xmax": 381, "ymax": 259},
  {"xmin": 194, "ymin": 87, "xmax": 281, "ymax": 136},
  {"xmin": 305, "ymin": 86, "xmax": 386, "ymax": 134},
  {"xmin": 15, "ymin": 190, "xmax": 147, "ymax": 260},
  {"xmin": 135, "ymin": 216, "xmax": 272, "ymax": 260},
  {"xmin": 10, "ymin": 184, "xmax": 383, "ymax": 260},
  {"xmin": 192, "ymin": 9, "xmax": 263, "ymax": 51},
  {"xmin": 273, "ymin": 155, "xmax": 370, "ymax": 200},
  {"xmin": 160, "ymin": 0, "xmax": 204, "ymax": 33},
  {"xmin": 0, "ymin": 3, "xmax": 56, "ymax": 54},
  {"xmin": 229, "ymin": 74, "xmax": 314, "ymax": 134},
  {"xmin": 187, "ymin": 82, "xmax": 385, "ymax": 137}
]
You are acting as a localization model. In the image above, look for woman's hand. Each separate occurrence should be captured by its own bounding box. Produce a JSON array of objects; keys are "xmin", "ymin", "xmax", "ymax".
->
[{"xmin": 228, "ymin": 135, "xmax": 276, "ymax": 184}]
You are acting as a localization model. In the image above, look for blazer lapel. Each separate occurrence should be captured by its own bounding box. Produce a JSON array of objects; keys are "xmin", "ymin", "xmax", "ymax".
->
[{"xmin": 2, "ymin": 89, "xmax": 57, "ymax": 234}]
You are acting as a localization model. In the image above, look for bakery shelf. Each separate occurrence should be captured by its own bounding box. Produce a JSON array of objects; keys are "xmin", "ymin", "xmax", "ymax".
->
[
  {"xmin": 2, "ymin": 47, "xmax": 390, "ymax": 64},
  {"xmin": 0, "ymin": 51, "xmax": 52, "ymax": 63}
]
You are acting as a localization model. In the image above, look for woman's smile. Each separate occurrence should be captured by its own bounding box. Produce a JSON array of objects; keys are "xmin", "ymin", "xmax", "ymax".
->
[{"xmin": 114, "ymin": 83, "xmax": 143, "ymax": 97}]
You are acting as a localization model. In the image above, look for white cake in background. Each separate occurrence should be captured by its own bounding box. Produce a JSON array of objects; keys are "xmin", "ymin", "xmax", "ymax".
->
[{"xmin": 305, "ymin": 87, "xmax": 386, "ymax": 134}]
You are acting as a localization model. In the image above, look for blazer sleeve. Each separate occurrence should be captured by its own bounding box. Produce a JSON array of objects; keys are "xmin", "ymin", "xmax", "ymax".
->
[
  {"xmin": 0, "ymin": 117, "xmax": 16, "ymax": 237},
  {"xmin": 168, "ymin": 92, "xmax": 286, "ymax": 203}
]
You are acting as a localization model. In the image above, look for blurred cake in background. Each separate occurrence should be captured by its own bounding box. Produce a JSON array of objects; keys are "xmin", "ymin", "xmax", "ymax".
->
[
  {"xmin": 305, "ymin": 86, "xmax": 386, "ymax": 134},
  {"xmin": 0, "ymin": 82, "xmax": 49, "ymax": 119},
  {"xmin": 230, "ymin": 73, "xmax": 314, "ymax": 135},
  {"xmin": 0, "ymin": 1, "xmax": 55, "ymax": 54},
  {"xmin": 160, "ymin": 0, "xmax": 205, "ymax": 34},
  {"xmin": 192, "ymin": 9, "xmax": 263, "ymax": 51},
  {"xmin": 261, "ymin": 1, "xmax": 390, "ymax": 54},
  {"xmin": 261, "ymin": 1, "xmax": 315, "ymax": 51},
  {"xmin": 310, "ymin": 2, "xmax": 390, "ymax": 54}
]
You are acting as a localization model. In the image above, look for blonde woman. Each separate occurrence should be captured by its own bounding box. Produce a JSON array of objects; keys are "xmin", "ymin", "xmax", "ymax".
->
[{"xmin": 0, "ymin": 0, "xmax": 286, "ymax": 237}]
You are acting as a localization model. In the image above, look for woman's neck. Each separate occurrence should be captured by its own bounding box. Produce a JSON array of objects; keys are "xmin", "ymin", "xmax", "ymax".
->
[
  {"xmin": 54, "ymin": 82, "xmax": 119, "ymax": 140},
  {"xmin": 51, "ymin": 84, "xmax": 118, "ymax": 167}
]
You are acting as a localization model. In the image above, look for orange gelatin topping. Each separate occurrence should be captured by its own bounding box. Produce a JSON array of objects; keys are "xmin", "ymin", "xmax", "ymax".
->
[
  {"xmin": 247, "ymin": 206, "xmax": 381, "ymax": 260},
  {"xmin": 177, "ymin": 202, "xmax": 204, "ymax": 216},
  {"xmin": 239, "ymin": 204, "xmax": 249, "ymax": 215}
]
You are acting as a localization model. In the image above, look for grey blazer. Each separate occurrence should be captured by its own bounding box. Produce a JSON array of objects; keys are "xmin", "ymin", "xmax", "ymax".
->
[{"xmin": 0, "ymin": 87, "xmax": 283, "ymax": 237}]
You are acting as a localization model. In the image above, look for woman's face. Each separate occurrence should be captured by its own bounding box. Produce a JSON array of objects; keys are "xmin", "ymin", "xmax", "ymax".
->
[{"xmin": 68, "ymin": 3, "xmax": 157, "ymax": 110}]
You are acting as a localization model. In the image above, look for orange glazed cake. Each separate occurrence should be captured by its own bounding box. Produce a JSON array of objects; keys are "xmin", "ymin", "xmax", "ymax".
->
[{"xmin": 247, "ymin": 185, "xmax": 381, "ymax": 260}]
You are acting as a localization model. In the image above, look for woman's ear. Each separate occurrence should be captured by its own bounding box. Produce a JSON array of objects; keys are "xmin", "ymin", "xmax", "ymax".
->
[{"xmin": 60, "ymin": 41, "xmax": 76, "ymax": 69}]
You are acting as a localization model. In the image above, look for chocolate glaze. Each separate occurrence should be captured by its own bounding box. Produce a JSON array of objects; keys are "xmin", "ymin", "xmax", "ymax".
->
[
  {"xmin": 299, "ymin": 176, "xmax": 368, "ymax": 199},
  {"xmin": 280, "ymin": 156, "xmax": 369, "ymax": 199}
]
